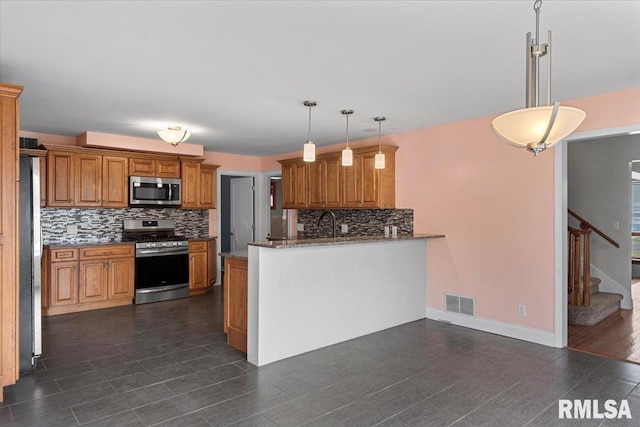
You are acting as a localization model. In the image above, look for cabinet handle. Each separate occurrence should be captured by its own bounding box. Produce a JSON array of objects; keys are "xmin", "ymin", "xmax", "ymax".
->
[{"xmin": 58, "ymin": 253, "xmax": 72, "ymax": 258}]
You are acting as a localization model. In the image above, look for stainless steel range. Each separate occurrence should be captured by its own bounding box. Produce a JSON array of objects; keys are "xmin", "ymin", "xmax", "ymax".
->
[{"xmin": 123, "ymin": 219, "xmax": 189, "ymax": 304}]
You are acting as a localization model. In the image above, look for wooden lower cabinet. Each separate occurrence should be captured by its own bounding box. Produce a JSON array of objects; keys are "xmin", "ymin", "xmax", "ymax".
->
[
  {"xmin": 43, "ymin": 244, "xmax": 134, "ymax": 315},
  {"xmin": 189, "ymin": 239, "xmax": 214, "ymax": 295},
  {"xmin": 224, "ymin": 257, "xmax": 248, "ymax": 353}
]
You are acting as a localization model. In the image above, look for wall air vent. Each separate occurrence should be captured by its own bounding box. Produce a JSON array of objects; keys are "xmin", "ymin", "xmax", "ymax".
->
[
  {"xmin": 445, "ymin": 293, "xmax": 476, "ymax": 317},
  {"xmin": 19, "ymin": 136, "xmax": 40, "ymax": 149}
]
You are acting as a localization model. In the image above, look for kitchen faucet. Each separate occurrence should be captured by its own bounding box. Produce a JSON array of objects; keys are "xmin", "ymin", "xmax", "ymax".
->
[{"xmin": 317, "ymin": 210, "xmax": 337, "ymax": 238}]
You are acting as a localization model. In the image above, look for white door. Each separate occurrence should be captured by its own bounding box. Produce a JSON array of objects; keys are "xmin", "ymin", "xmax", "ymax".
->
[{"xmin": 230, "ymin": 177, "xmax": 255, "ymax": 252}]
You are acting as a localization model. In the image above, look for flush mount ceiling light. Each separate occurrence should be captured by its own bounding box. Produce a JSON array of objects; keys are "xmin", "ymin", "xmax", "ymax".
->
[
  {"xmin": 157, "ymin": 126, "xmax": 191, "ymax": 147},
  {"xmin": 303, "ymin": 101, "xmax": 317, "ymax": 162},
  {"xmin": 374, "ymin": 116, "xmax": 386, "ymax": 169},
  {"xmin": 341, "ymin": 109, "xmax": 354, "ymax": 166},
  {"xmin": 491, "ymin": 0, "xmax": 586, "ymax": 157}
]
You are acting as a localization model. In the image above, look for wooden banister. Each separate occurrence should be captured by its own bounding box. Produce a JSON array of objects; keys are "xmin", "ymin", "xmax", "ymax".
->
[
  {"xmin": 568, "ymin": 209, "xmax": 620, "ymax": 249},
  {"xmin": 568, "ymin": 226, "xmax": 591, "ymax": 306}
]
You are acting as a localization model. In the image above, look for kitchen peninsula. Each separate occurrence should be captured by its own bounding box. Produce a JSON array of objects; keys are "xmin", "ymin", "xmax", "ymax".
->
[{"xmin": 226, "ymin": 234, "xmax": 444, "ymax": 366}]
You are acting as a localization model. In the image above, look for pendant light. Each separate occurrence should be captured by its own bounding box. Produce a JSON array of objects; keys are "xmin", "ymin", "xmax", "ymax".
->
[
  {"xmin": 341, "ymin": 109, "xmax": 354, "ymax": 166},
  {"xmin": 374, "ymin": 117, "xmax": 386, "ymax": 169},
  {"xmin": 491, "ymin": 0, "xmax": 585, "ymax": 156},
  {"xmin": 303, "ymin": 101, "xmax": 317, "ymax": 162},
  {"xmin": 157, "ymin": 126, "xmax": 191, "ymax": 146}
]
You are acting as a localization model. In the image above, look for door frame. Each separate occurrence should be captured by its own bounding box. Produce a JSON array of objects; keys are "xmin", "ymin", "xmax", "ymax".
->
[
  {"xmin": 554, "ymin": 124, "xmax": 640, "ymax": 347},
  {"xmin": 260, "ymin": 169, "xmax": 282, "ymax": 240},
  {"xmin": 216, "ymin": 169, "xmax": 262, "ymax": 285}
]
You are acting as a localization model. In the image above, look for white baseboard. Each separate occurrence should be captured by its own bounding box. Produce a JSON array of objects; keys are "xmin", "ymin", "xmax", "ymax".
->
[
  {"xmin": 426, "ymin": 308, "xmax": 558, "ymax": 348},
  {"xmin": 590, "ymin": 264, "xmax": 632, "ymax": 310}
]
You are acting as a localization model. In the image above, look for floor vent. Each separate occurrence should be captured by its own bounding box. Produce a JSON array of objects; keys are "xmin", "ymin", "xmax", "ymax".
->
[{"xmin": 445, "ymin": 293, "xmax": 476, "ymax": 317}]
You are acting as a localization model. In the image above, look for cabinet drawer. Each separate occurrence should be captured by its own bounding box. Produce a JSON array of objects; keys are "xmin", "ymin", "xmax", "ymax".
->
[
  {"xmin": 49, "ymin": 248, "xmax": 79, "ymax": 262},
  {"xmin": 189, "ymin": 241, "xmax": 207, "ymax": 252},
  {"xmin": 80, "ymin": 245, "xmax": 134, "ymax": 260}
]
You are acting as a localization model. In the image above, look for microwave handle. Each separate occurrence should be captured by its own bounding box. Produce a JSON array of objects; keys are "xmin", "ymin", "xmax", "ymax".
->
[{"xmin": 168, "ymin": 184, "xmax": 172, "ymax": 201}]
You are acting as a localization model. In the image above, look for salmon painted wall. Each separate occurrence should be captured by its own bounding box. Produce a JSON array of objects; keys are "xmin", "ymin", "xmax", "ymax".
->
[{"xmin": 263, "ymin": 87, "xmax": 640, "ymax": 332}]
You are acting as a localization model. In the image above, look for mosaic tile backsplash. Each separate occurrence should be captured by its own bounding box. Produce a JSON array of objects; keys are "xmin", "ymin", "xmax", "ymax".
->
[
  {"xmin": 42, "ymin": 208, "xmax": 209, "ymax": 244},
  {"xmin": 297, "ymin": 209, "xmax": 413, "ymax": 239}
]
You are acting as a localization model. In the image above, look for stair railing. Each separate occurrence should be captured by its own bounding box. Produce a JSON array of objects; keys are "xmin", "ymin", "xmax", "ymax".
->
[{"xmin": 568, "ymin": 210, "xmax": 620, "ymax": 307}]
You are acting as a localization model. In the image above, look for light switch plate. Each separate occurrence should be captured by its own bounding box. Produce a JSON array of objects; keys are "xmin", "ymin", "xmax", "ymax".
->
[
  {"xmin": 341, "ymin": 224, "xmax": 348, "ymax": 233},
  {"xmin": 297, "ymin": 223, "xmax": 304, "ymax": 232},
  {"xmin": 67, "ymin": 224, "xmax": 78, "ymax": 235}
]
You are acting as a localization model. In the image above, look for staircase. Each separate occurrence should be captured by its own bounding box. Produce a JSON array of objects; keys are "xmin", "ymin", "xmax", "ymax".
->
[
  {"xmin": 568, "ymin": 210, "xmax": 623, "ymax": 326},
  {"xmin": 568, "ymin": 277, "xmax": 623, "ymax": 325}
]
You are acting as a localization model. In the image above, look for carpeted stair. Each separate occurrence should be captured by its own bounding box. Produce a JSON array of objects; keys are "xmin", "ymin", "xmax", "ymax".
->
[{"xmin": 568, "ymin": 277, "xmax": 623, "ymax": 326}]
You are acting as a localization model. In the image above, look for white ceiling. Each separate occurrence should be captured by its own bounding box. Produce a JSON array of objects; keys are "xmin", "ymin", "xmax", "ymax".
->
[{"xmin": 1, "ymin": 1, "xmax": 639, "ymax": 156}]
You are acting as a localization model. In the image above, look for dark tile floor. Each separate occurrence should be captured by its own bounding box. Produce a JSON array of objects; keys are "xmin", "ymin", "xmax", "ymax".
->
[{"xmin": 3, "ymin": 291, "xmax": 640, "ymax": 426}]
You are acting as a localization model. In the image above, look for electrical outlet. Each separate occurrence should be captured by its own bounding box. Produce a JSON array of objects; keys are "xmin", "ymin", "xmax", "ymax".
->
[
  {"xmin": 67, "ymin": 224, "xmax": 78, "ymax": 235},
  {"xmin": 518, "ymin": 304, "xmax": 526, "ymax": 316},
  {"xmin": 297, "ymin": 223, "xmax": 304, "ymax": 232},
  {"xmin": 341, "ymin": 224, "xmax": 348, "ymax": 233}
]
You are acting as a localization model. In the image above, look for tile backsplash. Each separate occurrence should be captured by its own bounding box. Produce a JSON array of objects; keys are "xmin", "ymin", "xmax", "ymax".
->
[
  {"xmin": 297, "ymin": 209, "xmax": 413, "ymax": 239},
  {"xmin": 42, "ymin": 208, "xmax": 209, "ymax": 244}
]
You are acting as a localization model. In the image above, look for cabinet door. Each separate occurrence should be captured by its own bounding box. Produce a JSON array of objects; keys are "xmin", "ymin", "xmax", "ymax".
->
[
  {"xmin": 108, "ymin": 257, "xmax": 134, "ymax": 299},
  {"xmin": 207, "ymin": 239, "xmax": 217, "ymax": 286},
  {"xmin": 181, "ymin": 161, "xmax": 200, "ymax": 208},
  {"xmin": 226, "ymin": 257, "xmax": 248, "ymax": 353},
  {"xmin": 324, "ymin": 156, "xmax": 342, "ymax": 208},
  {"xmin": 49, "ymin": 261, "xmax": 78, "ymax": 306},
  {"xmin": 79, "ymin": 260, "xmax": 108, "ymax": 303},
  {"xmin": 281, "ymin": 163, "xmax": 296, "ymax": 208},
  {"xmin": 293, "ymin": 162, "xmax": 308, "ymax": 208},
  {"xmin": 102, "ymin": 156, "xmax": 128, "ymax": 208},
  {"xmin": 200, "ymin": 167, "xmax": 216, "ymax": 209},
  {"xmin": 75, "ymin": 154, "xmax": 103, "ymax": 207},
  {"xmin": 39, "ymin": 156, "xmax": 47, "ymax": 207},
  {"xmin": 156, "ymin": 160, "xmax": 181, "ymax": 178},
  {"xmin": 189, "ymin": 251, "xmax": 208, "ymax": 290},
  {"xmin": 48, "ymin": 151, "xmax": 75, "ymax": 207},
  {"xmin": 307, "ymin": 161, "xmax": 325, "ymax": 208},
  {"xmin": 360, "ymin": 152, "xmax": 380, "ymax": 208},
  {"xmin": 342, "ymin": 155, "xmax": 362, "ymax": 208},
  {"xmin": 129, "ymin": 158, "xmax": 155, "ymax": 176}
]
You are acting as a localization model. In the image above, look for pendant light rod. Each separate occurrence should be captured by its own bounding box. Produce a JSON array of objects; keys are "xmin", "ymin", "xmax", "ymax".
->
[
  {"xmin": 374, "ymin": 116, "xmax": 386, "ymax": 151},
  {"xmin": 304, "ymin": 100, "xmax": 316, "ymax": 141},
  {"xmin": 341, "ymin": 109, "xmax": 353, "ymax": 147}
]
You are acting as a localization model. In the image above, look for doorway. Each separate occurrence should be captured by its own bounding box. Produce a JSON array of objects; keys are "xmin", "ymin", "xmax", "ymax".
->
[{"xmin": 561, "ymin": 130, "xmax": 640, "ymax": 361}]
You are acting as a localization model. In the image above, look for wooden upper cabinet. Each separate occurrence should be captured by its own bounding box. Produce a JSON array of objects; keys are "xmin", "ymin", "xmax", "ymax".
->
[
  {"xmin": 181, "ymin": 161, "xmax": 200, "ymax": 208},
  {"xmin": 75, "ymin": 153, "xmax": 102, "ymax": 207},
  {"xmin": 129, "ymin": 157, "xmax": 180, "ymax": 178},
  {"xmin": 102, "ymin": 156, "xmax": 128, "ymax": 208},
  {"xmin": 180, "ymin": 162, "xmax": 218, "ymax": 209},
  {"xmin": 200, "ymin": 165, "xmax": 218, "ymax": 209},
  {"xmin": 279, "ymin": 145, "xmax": 397, "ymax": 210},
  {"xmin": 280, "ymin": 160, "xmax": 308, "ymax": 209},
  {"xmin": 308, "ymin": 155, "xmax": 341, "ymax": 209},
  {"xmin": 342, "ymin": 146, "xmax": 397, "ymax": 209},
  {"xmin": 48, "ymin": 151, "xmax": 75, "ymax": 207}
]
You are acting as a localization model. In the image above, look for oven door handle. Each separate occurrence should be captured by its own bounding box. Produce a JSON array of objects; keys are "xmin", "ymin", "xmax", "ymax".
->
[{"xmin": 136, "ymin": 248, "xmax": 189, "ymax": 257}]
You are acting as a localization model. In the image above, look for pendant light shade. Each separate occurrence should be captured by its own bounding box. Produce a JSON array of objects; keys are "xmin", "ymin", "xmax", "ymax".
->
[
  {"xmin": 341, "ymin": 109, "xmax": 354, "ymax": 166},
  {"xmin": 491, "ymin": 104, "xmax": 586, "ymax": 150},
  {"xmin": 491, "ymin": 0, "xmax": 585, "ymax": 156},
  {"xmin": 302, "ymin": 101, "xmax": 317, "ymax": 162},
  {"xmin": 157, "ymin": 126, "xmax": 191, "ymax": 146},
  {"xmin": 374, "ymin": 116, "xmax": 386, "ymax": 170}
]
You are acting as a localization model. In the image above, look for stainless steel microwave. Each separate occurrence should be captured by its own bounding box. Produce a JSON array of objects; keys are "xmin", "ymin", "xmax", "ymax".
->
[{"xmin": 129, "ymin": 176, "xmax": 181, "ymax": 206}]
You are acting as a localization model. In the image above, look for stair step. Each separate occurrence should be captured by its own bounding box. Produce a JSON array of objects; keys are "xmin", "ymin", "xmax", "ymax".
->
[
  {"xmin": 590, "ymin": 277, "xmax": 601, "ymax": 294},
  {"xmin": 568, "ymin": 292, "xmax": 622, "ymax": 326}
]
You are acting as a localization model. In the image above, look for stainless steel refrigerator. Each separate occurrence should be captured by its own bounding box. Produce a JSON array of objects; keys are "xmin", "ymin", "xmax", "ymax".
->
[{"xmin": 19, "ymin": 155, "xmax": 42, "ymax": 374}]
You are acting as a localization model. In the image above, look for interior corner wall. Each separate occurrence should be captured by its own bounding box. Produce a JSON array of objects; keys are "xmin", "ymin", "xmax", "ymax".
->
[{"xmin": 568, "ymin": 134, "xmax": 640, "ymax": 303}]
